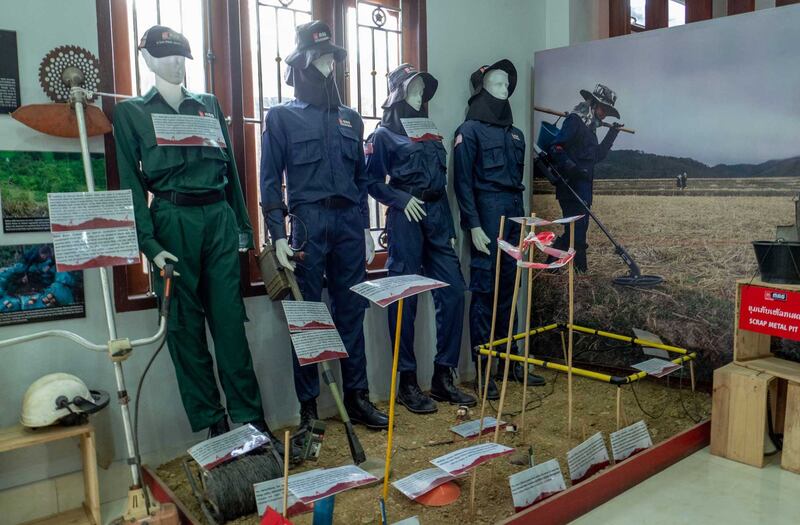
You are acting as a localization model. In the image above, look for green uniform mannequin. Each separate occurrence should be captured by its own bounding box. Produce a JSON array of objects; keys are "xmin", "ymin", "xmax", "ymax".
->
[{"xmin": 113, "ymin": 27, "xmax": 263, "ymax": 434}]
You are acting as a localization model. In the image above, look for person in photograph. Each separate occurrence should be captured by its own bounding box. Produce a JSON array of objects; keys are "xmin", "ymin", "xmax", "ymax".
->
[{"xmin": 548, "ymin": 84, "xmax": 624, "ymax": 272}]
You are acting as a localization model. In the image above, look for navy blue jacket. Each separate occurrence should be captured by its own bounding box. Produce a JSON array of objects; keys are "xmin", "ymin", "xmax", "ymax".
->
[
  {"xmin": 453, "ymin": 120, "xmax": 526, "ymax": 230},
  {"xmin": 364, "ymin": 126, "xmax": 448, "ymax": 209},
  {"xmin": 260, "ymin": 100, "xmax": 369, "ymax": 240},
  {"xmin": 549, "ymin": 113, "xmax": 618, "ymax": 205}
]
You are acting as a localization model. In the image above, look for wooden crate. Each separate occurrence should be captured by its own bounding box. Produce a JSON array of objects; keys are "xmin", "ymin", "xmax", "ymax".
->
[{"xmin": 0, "ymin": 424, "xmax": 100, "ymax": 525}]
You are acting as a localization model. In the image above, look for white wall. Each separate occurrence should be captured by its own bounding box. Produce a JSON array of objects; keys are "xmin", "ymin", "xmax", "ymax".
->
[{"xmin": 0, "ymin": 0, "xmax": 552, "ymax": 515}]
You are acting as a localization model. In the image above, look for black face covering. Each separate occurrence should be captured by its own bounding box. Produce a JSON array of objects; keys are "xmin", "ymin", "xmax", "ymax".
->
[
  {"xmin": 466, "ymin": 90, "xmax": 513, "ymax": 127},
  {"xmin": 380, "ymin": 100, "xmax": 427, "ymax": 135},
  {"xmin": 286, "ymin": 64, "xmax": 341, "ymax": 108}
]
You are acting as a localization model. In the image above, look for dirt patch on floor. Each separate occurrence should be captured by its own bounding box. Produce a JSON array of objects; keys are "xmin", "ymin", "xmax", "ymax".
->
[{"xmin": 155, "ymin": 371, "xmax": 710, "ymax": 525}]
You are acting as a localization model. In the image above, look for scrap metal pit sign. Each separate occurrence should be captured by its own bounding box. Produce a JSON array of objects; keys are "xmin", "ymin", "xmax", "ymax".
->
[{"xmin": 739, "ymin": 285, "xmax": 800, "ymax": 341}]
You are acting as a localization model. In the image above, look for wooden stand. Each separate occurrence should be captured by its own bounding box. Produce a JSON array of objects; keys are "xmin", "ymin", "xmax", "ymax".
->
[
  {"xmin": 710, "ymin": 279, "xmax": 800, "ymax": 473},
  {"xmin": 0, "ymin": 423, "xmax": 100, "ymax": 525}
]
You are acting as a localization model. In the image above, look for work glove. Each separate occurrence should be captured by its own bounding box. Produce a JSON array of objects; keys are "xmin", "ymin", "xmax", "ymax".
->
[
  {"xmin": 153, "ymin": 250, "xmax": 181, "ymax": 277},
  {"xmin": 365, "ymin": 229, "xmax": 375, "ymax": 264},
  {"xmin": 470, "ymin": 227, "xmax": 491, "ymax": 255},
  {"xmin": 404, "ymin": 196, "xmax": 427, "ymax": 222},
  {"xmin": 274, "ymin": 239, "xmax": 296, "ymax": 272}
]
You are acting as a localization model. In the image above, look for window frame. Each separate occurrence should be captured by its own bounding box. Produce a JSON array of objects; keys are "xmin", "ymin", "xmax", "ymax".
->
[
  {"xmin": 96, "ymin": 0, "xmax": 427, "ymax": 312},
  {"xmin": 611, "ymin": 0, "xmax": 710, "ymax": 36}
]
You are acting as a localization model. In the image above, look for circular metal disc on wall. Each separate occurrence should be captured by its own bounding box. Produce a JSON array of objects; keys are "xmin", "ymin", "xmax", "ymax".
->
[{"xmin": 38, "ymin": 45, "xmax": 101, "ymax": 102}]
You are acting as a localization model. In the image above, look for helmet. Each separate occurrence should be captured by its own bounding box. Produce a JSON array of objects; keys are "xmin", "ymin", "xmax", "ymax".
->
[{"xmin": 21, "ymin": 373, "xmax": 110, "ymax": 428}]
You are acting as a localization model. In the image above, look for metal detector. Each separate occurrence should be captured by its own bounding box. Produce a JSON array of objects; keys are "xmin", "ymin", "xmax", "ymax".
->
[
  {"xmin": 4, "ymin": 46, "xmax": 178, "ymax": 524},
  {"xmin": 532, "ymin": 143, "xmax": 664, "ymax": 287}
]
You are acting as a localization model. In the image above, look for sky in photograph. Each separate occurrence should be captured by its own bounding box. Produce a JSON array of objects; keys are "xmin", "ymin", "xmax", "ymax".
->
[{"xmin": 533, "ymin": 6, "xmax": 800, "ymax": 166}]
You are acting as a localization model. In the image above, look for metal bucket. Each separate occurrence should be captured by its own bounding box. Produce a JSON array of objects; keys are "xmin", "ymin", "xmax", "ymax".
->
[{"xmin": 752, "ymin": 240, "xmax": 800, "ymax": 284}]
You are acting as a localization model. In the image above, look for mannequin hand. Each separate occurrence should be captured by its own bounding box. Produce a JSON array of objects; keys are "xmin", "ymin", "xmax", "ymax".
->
[
  {"xmin": 450, "ymin": 238, "xmax": 456, "ymax": 250},
  {"xmin": 365, "ymin": 229, "xmax": 375, "ymax": 264},
  {"xmin": 275, "ymin": 238, "xmax": 296, "ymax": 272},
  {"xmin": 404, "ymin": 197, "xmax": 427, "ymax": 223},
  {"xmin": 153, "ymin": 250, "xmax": 180, "ymax": 276},
  {"xmin": 470, "ymin": 227, "xmax": 491, "ymax": 255}
]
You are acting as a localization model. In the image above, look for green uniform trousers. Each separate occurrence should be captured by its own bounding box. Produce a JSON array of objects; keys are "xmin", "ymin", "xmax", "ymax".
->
[{"xmin": 152, "ymin": 198, "xmax": 263, "ymax": 431}]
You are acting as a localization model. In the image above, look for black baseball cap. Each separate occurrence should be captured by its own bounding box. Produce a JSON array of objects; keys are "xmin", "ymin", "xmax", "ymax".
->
[
  {"xmin": 285, "ymin": 20, "xmax": 347, "ymax": 69},
  {"xmin": 138, "ymin": 25, "xmax": 193, "ymax": 59},
  {"xmin": 382, "ymin": 63, "xmax": 438, "ymax": 109}
]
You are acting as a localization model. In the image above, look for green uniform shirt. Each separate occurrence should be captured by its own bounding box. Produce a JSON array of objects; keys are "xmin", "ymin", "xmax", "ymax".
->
[{"xmin": 113, "ymin": 87, "xmax": 253, "ymax": 260}]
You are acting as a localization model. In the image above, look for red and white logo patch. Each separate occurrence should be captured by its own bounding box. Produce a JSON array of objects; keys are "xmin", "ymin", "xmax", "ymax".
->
[
  {"xmin": 339, "ymin": 118, "xmax": 352, "ymax": 128},
  {"xmin": 312, "ymin": 31, "xmax": 329, "ymax": 42},
  {"xmin": 454, "ymin": 134, "xmax": 463, "ymax": 147}
]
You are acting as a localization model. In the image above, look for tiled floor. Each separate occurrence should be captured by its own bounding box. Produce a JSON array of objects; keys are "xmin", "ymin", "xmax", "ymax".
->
[{"xmin": 573, "ymin": 447, "xmax": 800, "ymax": 524}]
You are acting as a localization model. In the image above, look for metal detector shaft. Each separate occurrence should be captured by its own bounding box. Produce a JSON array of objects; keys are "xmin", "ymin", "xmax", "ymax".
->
[
  {"xmin": 532, "ymin": 145, "xmax": 643, "ymax": 279},
  {"xmin": 534, "ymin": 105, "xmax": 636, "ymax": 134},
  {"xmin": 283, "ymin": 268, "xmax": 367, "ymax": 465}
]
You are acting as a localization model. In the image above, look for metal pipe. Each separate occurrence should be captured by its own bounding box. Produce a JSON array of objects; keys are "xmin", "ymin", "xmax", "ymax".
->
[{"xmin": 0, "ymin": 330, "xmax": 106, "ymax": 352}]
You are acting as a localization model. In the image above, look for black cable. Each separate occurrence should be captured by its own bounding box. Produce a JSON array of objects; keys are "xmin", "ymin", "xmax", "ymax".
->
[
  {"xmin": 676, "ymin": 368, "xmax": 704, "ymax": 424},
  {"xmin": 628, "ymin": 380, "xmax": 665, "ymax": 420}
]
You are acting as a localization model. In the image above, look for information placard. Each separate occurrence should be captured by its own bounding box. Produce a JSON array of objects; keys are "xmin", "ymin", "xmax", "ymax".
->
[
  {"xmin": 450, "ymin": 417, "xmax": 504, "ymax": 439},
  {"xmin": 152, "ymin": 113, "xmax": 226, "ymax": 148},
  {"xmin": 392, "ymin": 468, "xmax": 455, "ymax": 500},
  {"xmin": 282, "ymin": 301, "xmax": 336, "ymax": 331},
  {"xmin": 566, "ymin": 432, "xmax": 610, "ymax": 484},
  {"xmin": 187, "ymin": 424, "xmax": 269, "ymax": 470},
  {"xmin": 351, "ymin": 274, "xmax": 448, "ymax": 307},
  {"xmin": 254, "ymin": 471, "xmax": 318, "ymax": 517},
  {"xmin": 400, "ymin": 118, "xmax": 443, "ymax": 142},
  {"xmin": 632, "ymin": 358, "xmax": 682, "ymax": 378},
  {"xmin": 288, "ymin": 465, "xmax": 377, "ymax": 504},
  {"xmin": 738, "ymin": 284, "xmax": 800, "ymax": 342},
  {"xmin": 610, "ymin": 420, "xmax": 653, "ymax": 462},
  {"xmin": 508, "ymin": 459, "xmax": 566, "ymax": 512},
  {"xmin": 288, "ymin": 330, "xmax": 348, "ymax": 366},
  {"xmin": 430, "ymin": 442, "xmax": 514, "ymax": 476}
]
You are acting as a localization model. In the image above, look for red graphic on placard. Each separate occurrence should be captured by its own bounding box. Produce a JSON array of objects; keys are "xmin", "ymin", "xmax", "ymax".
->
[
  {"xmin": 514, "ymin": 490, "xmax": 564, "ymax": 512},
  {"xmin": 295, "ymin": 478, "xmax": 375, "ymax": 504},
  {"xmin": 51, "ymin": 218, "xmax": 134, "ymax": 231},
  {"xmin": 57, "ymin": 256, "xmax": 139, "ymax": 271},
  {"xmin": 156, "ymin": 135, "xmax": 226, "ymax": 148},
  {"xmin": 410, "ymin": 133, "xmax": 444, "ymax": 142},
  {"xmin": 570, "ymin": 460, "xmax": 610, "ymax": 485},
  {"xmin": 375, "ymin": 283, "xmax": 448, "ymax": 307},
  {"xmin": 447, "ymin": 449, "xmax": 514, "ymax": 476},
  {"xmin": 287, "ymin": 321, "xmax": 336, "ymax": 331},
  {"xmin": 739, "ymin": 285, "xmax": 800, "ymax": 342},
  {"xmin": 297, "ymin": 349, "xmax": 348, "ymax": 366}
]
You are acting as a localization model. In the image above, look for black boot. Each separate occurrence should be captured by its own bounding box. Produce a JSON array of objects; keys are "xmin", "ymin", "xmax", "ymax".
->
[
  {"xmin": 397, "ymin": 371, "xmax": 437, "ymax": 414},
  {"xmin": 290, "ymin": 399, "xmax": 317, "ymax": 458},
  {"xmin": 475, "ymin": 359, "xmax": 499, "ymax": 401},
  {"xmin": 430, "ymin": 364, "xmax": 477, "ymax": 407},
  {"xmin": 249, "ymin": 418, "xmax": 304, "ymax": 466},
  {"xmin": 206, "ymin": 415, "xmax": 230, "ymax": 439},
  {"xmin": 344, "ymin": 390, "xmax": 389, "ymax": 430}
]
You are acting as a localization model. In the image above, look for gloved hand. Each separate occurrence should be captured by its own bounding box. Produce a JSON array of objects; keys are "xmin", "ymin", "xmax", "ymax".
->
[
  {"xmin": 404, "ymin": 196, "xmax": 427, "ymax": 222},
  {"xmin": 470, "ymin": 227, "xmax": 491, "ymax": 255},
  {"xmin": 562, "ymin": 159, "xmax": 589, "ymax": 182},
  {"xmin": 450, "ymin": 238, "xmax": 456, "ymax": 250},
  {"xmin": 365, "ymin": 229, "xmax": 375, "ymax": 264},
  {"xmin": 611, "ymin": 122, "xmax": 625, "ymax": 130},
  {"xmin": 153, "ymin": 250, "xmax": 181, "ymax": 276},
  {"xmin": 274, "ymin": 238, "xmax": 296, "ymax": 272}
]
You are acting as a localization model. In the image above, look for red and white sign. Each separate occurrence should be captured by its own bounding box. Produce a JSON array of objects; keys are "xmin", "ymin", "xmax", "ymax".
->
[
  {"xmin": 610, "ymin": 420, "xmax": 653, "ymax": 462},
  {"xmin": 48, "ymin": 191, "xmax": 140, "ymax": 272},
  {"xmin": 739, "ymin": 284, "xmax": 800, "ymax": 341},
  {"xmin": 188, "ymin": 424, "xmax": 269, "ymax": 470},
  {"xmin": 400, "ymin": 118, "xmax": 443, "ymax": 142},
  {"xmin": 450, "ymin": 417, "xmax": 504, "ymax": 439},
  {"xmin": 254, "ymin": 471, "xmax": 317, "ymax": 517},
  {"xmin": 566, "ymin": 432, "xmax": 610, "ymax": 484},
  {"xmin": 282, "ymin": 300, "xmax": 347, "ymax": 365},
  {"xmin": 287, "ymin": 465, "xmax": 377, "ymax": 504},
  {"xmin": 151, "ymin": 113, "xmax": 226, "ymax": 148},
  {"xmin": 430, "ymin": 442, "xmax": 514, "ymax": 476},
  {"xmin": 351, "ymin": 274, "xmax": 448, "ymax": 308},
  {"xmin": 392, "ymin": 468, "xmax": 455, "ymax": 500},
  {"xmin": 508, "ymin": 459, "xmax": 566, "ymax": 511}
]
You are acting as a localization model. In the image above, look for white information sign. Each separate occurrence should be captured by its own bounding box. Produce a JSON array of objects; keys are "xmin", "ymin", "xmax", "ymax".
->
[
  {"xmin": 508, "ymin": 459, "xmax": 566, "ymax": 512},
  {"xmin": 350, "ymin": 274, "xmax": 448, "ymax": 307},
  {"xmin": 288, "ymin": 465, "xmax": 377, "ymax": 504},
  {"xmin": 430, "ymin": 442, "xmax": 514, "ymax": 476},
  {"xmin": 151, "ymin": 113, "xmax": 226, "ymax": 148},
  {"xmin": 187, "ymin": 424, "xmax": 269, "ymax": 470},
  {"xmin": 632, "ymin": 328, "xmax": 671, "ymax": 359},
  {"xmin": 400, "ymin": 117, "xmax": 442, "ymax": 141},
  {"xmin": 632, "ymin": 358, "xmax": 682, "ymax": 378},
  {"xmin": 450, "ymin": 417, "xmax": 504, "ymax": 439},
  {"xmin": 610, "ymin": 420, "xmax": 653, "ymax": 462},
  {"xmin": 392, "ymin": 517, "xmax": 421, "ymax": 525},
  {"xmin": 282, "ymin": 301, "xmax": 336, "ymax": 331},
  {"xmin": 253, "ymin": 470, "xmax": 319, "ymax": 517},
  {"xmin": 48, "ymin": 191, "xmax": 140, "ymax": 272},
  {"xmin": 392, "ymin": 467, "xmax": 455, "ymax": 500},
  {"xmin": 288, "ymin": 330, "xmax": 347, "ymax": 366},
  {"xmin": 566, "ymin": 432, "xmax": 610, "ymax": 484}
]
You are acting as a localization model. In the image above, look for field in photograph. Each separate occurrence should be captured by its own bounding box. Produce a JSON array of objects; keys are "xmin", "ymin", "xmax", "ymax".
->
[{"xmin": 532, "ymin": 177, "xmax": 800, "ymax": 197}]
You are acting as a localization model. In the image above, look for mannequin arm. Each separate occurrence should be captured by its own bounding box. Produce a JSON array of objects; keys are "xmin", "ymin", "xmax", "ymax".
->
[
  {"xmin": 453, "ymin": 128, "xmax": 481, "ymax": 230},
  {"xmin": 365, "ymin": 131, "xmax": 414, "ymax": 209},
  {"xmin": 470, "ymin": 227, "xmax": 491, "ymax": 255},
  {"xmin": 365, "ymin": 229, "xmax": 375, "ymax": 264},
  {"xmin": 260, "ymin": 109, "xmax": 290, "ymax": 240}
]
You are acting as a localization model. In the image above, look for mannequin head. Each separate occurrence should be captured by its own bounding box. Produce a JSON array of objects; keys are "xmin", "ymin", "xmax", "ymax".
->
[
  {"xmin": 141, "ymin": 49, "xmax": 185, "ymax": 86},
  {"xmin": 405, "ymin": 76, "xmax": 424, "ymax": 111},
  {"xmin": 483, "ymin": 69, "xmax": 509, "ymax": 100},
  {"xmin": 312, "ymin": 53, "xmax": 335, "ymax": 78}
]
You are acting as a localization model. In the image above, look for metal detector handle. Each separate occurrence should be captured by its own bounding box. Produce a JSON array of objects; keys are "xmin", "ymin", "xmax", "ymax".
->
[
  {"xmin": 533, "ymin": 105, "xmax": 636, "ymax": 134},
  {"xmin": 159, "ymin": 264, "xmax": 175, "ymax": 319}
]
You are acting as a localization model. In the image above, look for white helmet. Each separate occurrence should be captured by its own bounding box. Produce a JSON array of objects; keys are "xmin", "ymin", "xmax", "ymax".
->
[{"xmin": 20, "ymin": 373, "xmax": 109, "ymax": 428}]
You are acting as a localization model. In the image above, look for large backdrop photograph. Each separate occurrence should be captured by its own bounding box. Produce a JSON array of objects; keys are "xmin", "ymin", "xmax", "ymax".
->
[{"xmin": 530, "ymin": 5, "xmax": 800, "ymax": 382}]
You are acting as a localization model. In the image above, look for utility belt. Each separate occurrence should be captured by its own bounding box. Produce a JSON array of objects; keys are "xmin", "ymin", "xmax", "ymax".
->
[
  {"xmin": 392, "ymin": 185, "xmax": 444, "ymax": 202},
  {"xmin": 153, "ymin": 190, "xmax": 225, "ymax": 207},
  {"xmin": 314, "ymin": 196, "xmax": 355, "ymax": 209}
]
